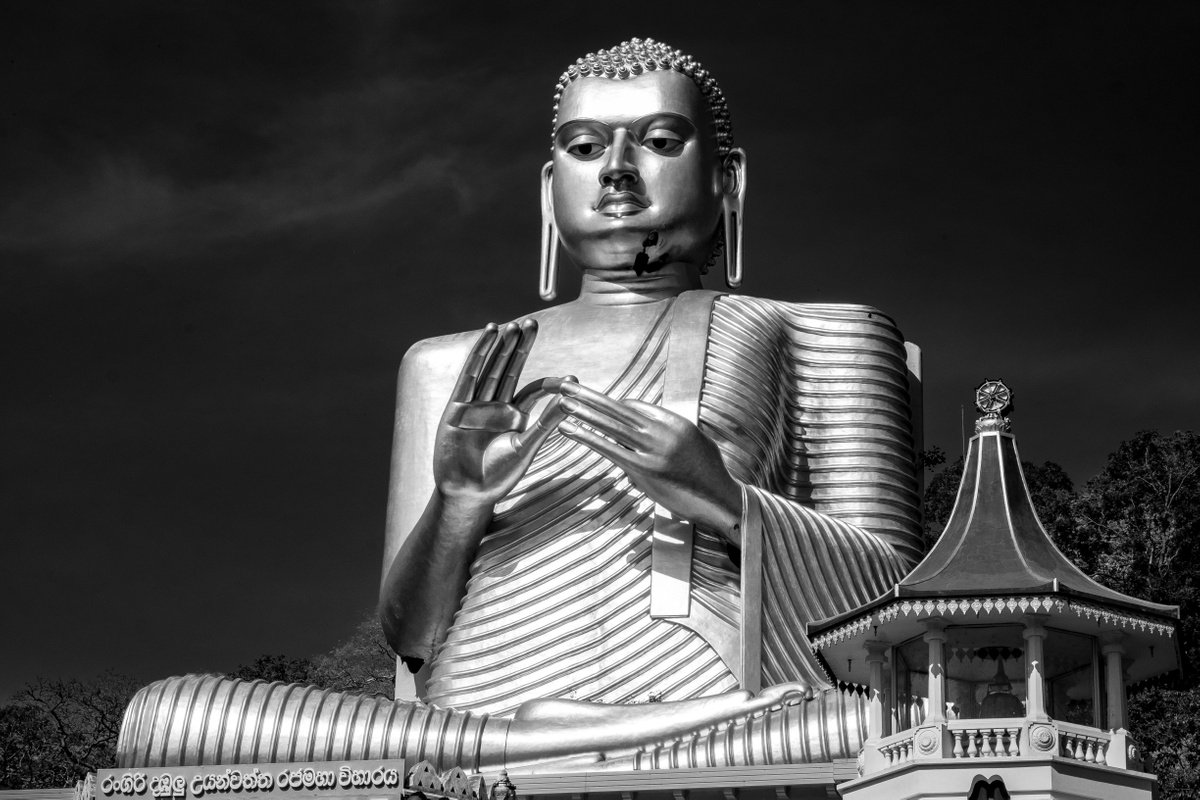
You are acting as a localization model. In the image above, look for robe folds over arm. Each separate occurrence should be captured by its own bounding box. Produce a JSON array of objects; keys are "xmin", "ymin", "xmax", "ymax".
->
[{"xmin": 678, "ymin": 292, "xmax": 923, "ymax": 691}]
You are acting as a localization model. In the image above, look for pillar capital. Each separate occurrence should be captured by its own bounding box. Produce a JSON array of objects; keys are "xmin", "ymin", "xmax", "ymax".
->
[
  {"xmin": 1022, "ymin": 613, "xmax": 1049, "ymax": 639},
  {"xmin": 1101, "ymin": 629, "xmax": 1128, "ymax": 655},
  {"xmin": 921, "ymin": 617, "xmax": 947, "ymax": 642},
  {"xmin": 864, "ymin": 641, "xmax": 890, "ymax": 663}
]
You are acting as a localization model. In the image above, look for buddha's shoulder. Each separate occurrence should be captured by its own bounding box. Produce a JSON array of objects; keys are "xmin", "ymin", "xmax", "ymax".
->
[
  {"xmin": 395, "ymin": 331, "xmax": 484, "ymax": 399},
  {"xmin": 401, "ymin": 329, "xmax": 480, "ymax": 365},
  {"xmin": 715, "ymin": 294, "xmax": 904, "ymax": 336}
]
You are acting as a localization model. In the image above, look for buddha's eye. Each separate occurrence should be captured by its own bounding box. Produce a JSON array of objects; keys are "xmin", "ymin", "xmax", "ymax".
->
[
  {"xmin": 566, "ymin": 140, "xmax": 606, "ymax": 160},
  {"xmin": 643, "ymin": 132, "xmax": 684, "ymax": 155}
]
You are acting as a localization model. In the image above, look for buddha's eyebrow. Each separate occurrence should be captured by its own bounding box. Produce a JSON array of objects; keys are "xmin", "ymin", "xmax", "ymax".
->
[
  {"xmin": 553, "ymin": 118, "xmax": 608, "ymax": 139},
  {"xmin": 553, "ymin": 112, "xmax": 699, "ymax": 140}
]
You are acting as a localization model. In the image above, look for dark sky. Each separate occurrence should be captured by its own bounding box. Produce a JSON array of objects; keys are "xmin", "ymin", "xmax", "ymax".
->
[{"xmin": 2, "ymin": 2, "xmax": 1197, "ymax": 700}]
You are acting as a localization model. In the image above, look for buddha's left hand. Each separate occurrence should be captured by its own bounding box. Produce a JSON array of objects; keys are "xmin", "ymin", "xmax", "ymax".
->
[{"xmin": 555, "ymin": 381, "xmax": 743, "ymax": 541}]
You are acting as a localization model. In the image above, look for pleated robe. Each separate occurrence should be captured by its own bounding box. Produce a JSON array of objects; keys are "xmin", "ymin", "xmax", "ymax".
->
[{"xmin": 424, "ymin": 292, "xmax": 923, "ymax": 719}]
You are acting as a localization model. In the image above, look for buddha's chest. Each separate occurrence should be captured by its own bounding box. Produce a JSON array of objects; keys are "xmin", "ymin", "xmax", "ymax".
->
[{"xmin": 519, "ymin": 303, "xmax": 676, "ymax": 392}]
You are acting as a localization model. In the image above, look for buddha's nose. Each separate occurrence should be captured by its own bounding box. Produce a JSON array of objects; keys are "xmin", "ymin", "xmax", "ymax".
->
[{"xmin": 599, "ymin": 129, "xmax": 638, "ymax": 187}]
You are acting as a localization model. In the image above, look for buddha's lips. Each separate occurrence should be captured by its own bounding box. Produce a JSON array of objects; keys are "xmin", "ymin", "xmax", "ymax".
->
[{"xmin": 594, "ymin": 191, "xmax": 649, "ymax": 212}]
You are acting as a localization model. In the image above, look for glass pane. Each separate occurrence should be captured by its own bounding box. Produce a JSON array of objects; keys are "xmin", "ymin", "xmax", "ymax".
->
[
  {"xmin": 895, "ymin": 636, "xmax": 928, "ymax": 732},
  {"xmin": 1045, "ymin": 628, "xmax": 1097, "ymax": 726},
  {"xmin": 944, "ymin": 625, "xmax": 1026, "ymax": 719}
]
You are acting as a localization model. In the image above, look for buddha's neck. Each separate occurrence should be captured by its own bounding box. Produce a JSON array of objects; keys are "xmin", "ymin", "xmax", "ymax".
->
[{"xmin": 575, "ymin": 264, "xmax": 701, "ymax": 307}]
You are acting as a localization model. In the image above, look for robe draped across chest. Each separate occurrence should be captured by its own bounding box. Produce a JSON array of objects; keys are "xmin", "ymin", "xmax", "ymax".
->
[{"xmin": 425, "ymin": 293, "xmax": 922, "ymax": 715}]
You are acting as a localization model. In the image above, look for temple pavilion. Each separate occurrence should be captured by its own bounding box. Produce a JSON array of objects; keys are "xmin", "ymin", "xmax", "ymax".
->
[{"xmin": 808, "ymin": 380, "xmax": 1180, "ymax": 800}]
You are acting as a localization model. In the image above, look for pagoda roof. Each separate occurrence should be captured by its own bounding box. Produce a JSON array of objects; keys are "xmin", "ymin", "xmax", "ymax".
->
[
  {"xmin": 808, "ymin": 394, "xmax": 1178, "ymax": 648},
  {"xmin": 896, "ymin": 427, "xmax": 1178, "ymax": 618}
]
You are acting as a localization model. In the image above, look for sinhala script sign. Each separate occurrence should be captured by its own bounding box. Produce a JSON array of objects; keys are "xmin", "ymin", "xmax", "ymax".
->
[{"xmin": 96, "ymin": 759, "xmax": 406, "ymax": 800}]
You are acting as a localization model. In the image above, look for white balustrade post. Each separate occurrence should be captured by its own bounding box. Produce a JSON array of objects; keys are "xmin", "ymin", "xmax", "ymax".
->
[
  {"xmin": 1022, "ymin": 615, "xmax": 1049, "ymax": 722},
  {"xmin": 923, "ymin": 618, "xmax": 947, "ymax": 723},
  {"xmin": 1101, "ymin": 631, "xmax": 1128, "ymax": 731}
]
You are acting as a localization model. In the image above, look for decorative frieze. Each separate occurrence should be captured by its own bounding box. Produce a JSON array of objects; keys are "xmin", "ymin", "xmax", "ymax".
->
[{"xmin": 812, "ymin": 595, "xmax": 1173, "ymax": 652}]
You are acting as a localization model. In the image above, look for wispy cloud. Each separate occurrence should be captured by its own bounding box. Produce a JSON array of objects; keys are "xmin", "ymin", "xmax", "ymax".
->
[{"xmin": 0, "ymin": 73, "xmax": 494, "ymax": 261}]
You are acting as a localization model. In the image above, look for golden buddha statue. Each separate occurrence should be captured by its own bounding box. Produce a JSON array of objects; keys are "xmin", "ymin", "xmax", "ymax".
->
[{"xmin": 118, "ymin": 38, "xmax": 923, "ymax": 774}]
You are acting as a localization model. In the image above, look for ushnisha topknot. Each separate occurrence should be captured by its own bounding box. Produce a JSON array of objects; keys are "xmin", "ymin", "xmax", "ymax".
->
[{"xmin": 552, "ymin": 37, "xmax": 734, "ymax": 156}]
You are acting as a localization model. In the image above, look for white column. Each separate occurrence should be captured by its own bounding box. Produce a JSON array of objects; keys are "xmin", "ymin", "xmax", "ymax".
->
[
  {"xmin": 923, "ymin": 619, "xmax": 947, "ymax": 723},
  {"xmin": 1101, "ymin": 631, "xmax": 1128, "ymax": 731},
  {"xmin": 865, "ymin": 641, "xmax": 890, "ymax": 738},
  {"xmin": 1022, "ymin": 615, "xmax": 1049, "ymax": 722}
]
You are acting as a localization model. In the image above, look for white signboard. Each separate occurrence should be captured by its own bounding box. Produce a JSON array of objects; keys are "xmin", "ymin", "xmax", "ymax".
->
[{"xmin": 96, "ymin": 759, "xmax": 406, "ymax": 800}]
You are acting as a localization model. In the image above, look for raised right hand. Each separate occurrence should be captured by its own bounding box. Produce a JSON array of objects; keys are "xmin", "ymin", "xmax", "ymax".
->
[{"xmin": 434, "ymin": 319, "xmax": 570, "ymax": 506}]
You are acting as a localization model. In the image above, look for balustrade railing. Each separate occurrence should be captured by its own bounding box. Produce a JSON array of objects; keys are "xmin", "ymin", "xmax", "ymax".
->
[
  {"xmin": 1055, "ymin": 721, "xmax": 1111, "ymax": 765},
  {"xmin": 868, "ymin": 718, "xmax": 1128, "ymax": 774},
  {"xmin": 876, "ymin": 731, "xmax": 915, "ymax": 766},
  {"xmin": 946, "ymin": 721, "xmax": 1022, "ymax": 758}
]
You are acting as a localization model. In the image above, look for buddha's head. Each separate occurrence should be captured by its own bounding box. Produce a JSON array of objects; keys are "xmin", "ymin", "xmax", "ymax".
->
[{"xmin": 543, "ymin": 38, "xmax": 746, "ymax": 279}]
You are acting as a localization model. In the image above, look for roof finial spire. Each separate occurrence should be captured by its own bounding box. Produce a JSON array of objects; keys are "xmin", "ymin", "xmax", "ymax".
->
[{"xmin": 974, "ymin": 379, "xmax": 1013, "ymax": 433}]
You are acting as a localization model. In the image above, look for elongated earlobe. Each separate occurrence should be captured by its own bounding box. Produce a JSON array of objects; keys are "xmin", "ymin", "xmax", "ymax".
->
[
  {"xmin": 539, "ymin": 161, "xmax": 558, "ymax": 301},
  {"xmin": 722, "ymin": 149, "xmax": 747, "ymax": 289}
]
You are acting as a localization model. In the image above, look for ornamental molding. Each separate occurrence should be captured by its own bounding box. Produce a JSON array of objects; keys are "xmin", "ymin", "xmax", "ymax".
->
[
  {"xmin": 1069, "ymin": 600, "xmax": 1176, "ymax": 638},
  {"xmin": 809, "ymin": 612, "xmax": 874, "ymax": 651},
  {"xmin": 810, "ymin": 594, "xmax": 1174, "ymax": 652}
]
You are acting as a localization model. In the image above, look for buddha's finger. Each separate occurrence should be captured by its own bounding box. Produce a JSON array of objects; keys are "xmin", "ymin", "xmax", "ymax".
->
[
  {"xmin": 559, "ymin": 419, "xmax": 637, "ymax": 472},
  {"xmin": 514, "ymin": 375, "xmax": 577, "ymax": 414},
  {"xmin": 475, "ymin": 322, "xmax": 521, "ymax": 402},
  {"xmin": 496, "ymin": 319, "xmax": 538, "ymax": 403},
  {"xmin": 559, "ymin": 397, "xmax": 644, "ymax": 450},
  {"xmin": 445, "ymin": 401, "xmax": 526, "ymax": 432},
  {"xmin": 514, "ymin": 397, "xmax": 569, "ymax": 455},
  {"xmin": 450, "ymin": 323, "xmax": 499, "ymax": 403},
  {"xmin": 623, "ymin": 398, "xmax": 682, "ymax": 423},
  {"xmin": 558, "ymin": 382, "xmax": 648, "ymax": 430}
]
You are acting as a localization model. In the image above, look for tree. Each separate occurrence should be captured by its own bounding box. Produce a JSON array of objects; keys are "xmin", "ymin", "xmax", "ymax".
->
[
  {"xmin": 0, "ymin": 672, "xmax": 139, "ymax": 789},
  {"xmin": 1066, "ymin": 431, "xmax": 1200, "ymax": 800},
  {"xmin": 922, "ymin": 455, "xmax": 963, "ymax": 549},
  {"xmin": 230, "ymin": 654, "xmax": 314, "ymax": 684},
  {"xmin": 309, "ymin": 614, "xmax": 395, "ymax": 699},
  {"xmin": 1127, "ymin": 686, "xmax": 1200, "ymax": 799},
  {"xmin": 1070, "ymin": 431, "xmax": 1200, "ymax": 623},
  {"xmin": 225, "ymin": 613, "xmax": 395, "ymax": 698},
  {"xmin": 0, "ymin": 703, "xmax": 68, "ymax": 789}
]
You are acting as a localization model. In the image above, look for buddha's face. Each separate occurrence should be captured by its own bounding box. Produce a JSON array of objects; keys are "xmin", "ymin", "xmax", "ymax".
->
[{"xmin": 548, "ymin": 70, "xmax": 728, "ymax": 272}]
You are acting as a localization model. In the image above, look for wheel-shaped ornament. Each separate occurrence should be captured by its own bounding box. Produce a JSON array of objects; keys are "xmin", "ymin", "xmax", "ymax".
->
[{"xmin": 975, "ymin": 379, "xmax": 1012, "ymax": 416}]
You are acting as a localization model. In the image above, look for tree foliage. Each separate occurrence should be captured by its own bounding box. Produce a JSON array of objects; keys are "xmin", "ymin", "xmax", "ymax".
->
[
  {"xmin": 230, "ymin": 654, "xmax": 315, "ymax": 685},
  {"xmin": 308, "ymin": 614, "xmax": 395, "ymax": 700},
  {"xmin": 1070, "ymin": 432, "xmax": 1200, "ymax": 798},
  {"xmin": 0, "ymin": 613, "xmax": 394, "ymax": 790},
  {"xmin": 1070, "ymin": 431, "xmax": 1200, "ymax": 620},
  {"xmin": 0, "ymin": 671, "xmax": 139, "ymax": 789},
  {"xmin": 922, "ymin": 455, "xmax": 963, "ymax": 549},
  {"xmin": 225, "ymin": 615, "xmax": 395, "ymax": 699},
  {"xmin": 1127, "ymin": 686, "xmax": 1200, "ymax": 798}
]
